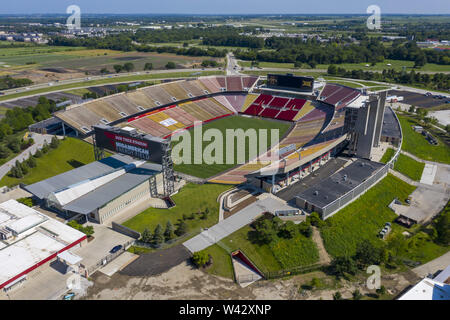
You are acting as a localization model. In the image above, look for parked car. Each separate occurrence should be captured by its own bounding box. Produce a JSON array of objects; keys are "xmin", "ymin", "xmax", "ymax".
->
[{"xmin": 110, "ymin": 245, "xmax": 123, "ymax": 254}]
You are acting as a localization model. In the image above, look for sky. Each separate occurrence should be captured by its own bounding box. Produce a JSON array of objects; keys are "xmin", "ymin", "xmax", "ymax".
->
[{"xmin": 2, "ymin": 0, "xmax": 450, "ymax": 15}]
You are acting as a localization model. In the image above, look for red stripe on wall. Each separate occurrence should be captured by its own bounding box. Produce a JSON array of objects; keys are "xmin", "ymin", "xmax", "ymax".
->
[{"xmin": 0, "ymin": 235, "xmax": 87, "ymax": 290}]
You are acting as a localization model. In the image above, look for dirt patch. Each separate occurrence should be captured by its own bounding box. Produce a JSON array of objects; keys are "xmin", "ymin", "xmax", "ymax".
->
[
  {"xmin": 312, "ymin": 227, "xmax": 331, "ymax": 265},
  {"xmin": 84, "ymin": 260, "xmax": 418, "ymax": 300}
]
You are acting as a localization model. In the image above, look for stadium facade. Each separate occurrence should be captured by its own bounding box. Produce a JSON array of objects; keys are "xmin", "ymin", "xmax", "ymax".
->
[
  {"xmin": 25, "ymin": 154, "xmax": 163, "ymax": 224},
  {"xmin": 36, "ymin": 74, "xmax": 391, "ymax": 220}
]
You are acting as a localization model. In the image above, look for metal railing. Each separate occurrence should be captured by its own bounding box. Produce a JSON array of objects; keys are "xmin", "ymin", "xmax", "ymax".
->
[{"xmin": 321, "ymin": 106, "xmax": 403, "ymax": 219}]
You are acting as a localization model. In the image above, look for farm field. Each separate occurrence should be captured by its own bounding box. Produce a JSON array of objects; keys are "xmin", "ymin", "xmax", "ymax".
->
[
  {"xmin": 0, "ymin": 137, "xmax": 101, "ymax": 187},
  {"xmin": 172, "ymin": 115, "xmax": 292, "ymax": 179},
  {"xmin": 320, "ymin": 174, "xmax": 416, "ymax": 258},
  {"xmin": 397, "ymin": 114, "xmax": 450, "ymax": 164},
  {"xmin": 123, "ymin": 183, "xmax": 232, "ymax": 233},
  {"xmin": 0, "ymin": 70, "xmax": 223, "ymax": 102}
]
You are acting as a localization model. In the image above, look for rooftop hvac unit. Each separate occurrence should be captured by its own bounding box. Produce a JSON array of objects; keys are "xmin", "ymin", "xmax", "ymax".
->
[
  {"xmin": 313, "ymin": 190, "xmax": 319, "ymax": 196},
  {"xmin": 0, "ymin": 227, "xmax": 12, "ymax": 240}
]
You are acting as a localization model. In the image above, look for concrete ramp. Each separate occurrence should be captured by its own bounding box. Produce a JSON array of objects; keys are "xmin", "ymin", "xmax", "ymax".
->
[
  {"xmin": 232, "ymin": 250, "xmax": 263, "ymax": 288},
  {"xmin": 420, "ymin": 164, "xmax": 437, "ymax": 185}
]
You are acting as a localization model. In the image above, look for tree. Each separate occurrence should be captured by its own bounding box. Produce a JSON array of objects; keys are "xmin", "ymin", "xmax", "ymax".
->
[
  {"xmin": 330, "ymin": 256, "xmax": 358, "ymax": 278},
  {"xmin": 144, "ymin": 62, "xmax": 153, "ymax": 70},
  {"xmin": 50, "ymin": 135, "xmax": 60, "ymax": 149},
  {"xmin": 333, "ymin": 292, "xmax": 343, "ymax": 300},
  {"xmin": 26, "ymin": 153, "xmax": 36, "ymax": 168},
  {"xmin": 376, "ymin": 285, "xmax": 386, "ymax": 295},
  {"xmin": 113, "ymin": 64, "xmax": 123, "ymax": 73},
  {"xmin": 414, "ymin": 54, "xmax": 426, "ymax": 68},
  {"xmin": 141, "ymin": 228, "xmax": 152, "ymax": 243},
  {"xmin": 123, "ymin": 62, "xmax": 135, "ymax": 72},
  {"xmin": 434, "ymin": 207, "xmax": 450, "ymax": 245},
  {"xmin": 307, "ymin": 212, "xmax": 324, "ymax": 227},
  {"xmin": 100, "ymin": 67, "xmax": 109, "ymax": 74},
  {"xmin": 192, "ymin": 251, "xmax": 210, "ymax": 268},
  {"xmin": 408, "ymin": 105, "xmax": 415, "ymax": 113},
  {"xmin": 164, "ymin": 221, "xmax": 175, "ymax": 241},
  {"xmin": 165, "ymin": 61, "xmax": 176, "ymax": 69},
  {"xmin": 308, "ymin": 60, "xmax": 317, "ymax": 69},
  {"xmin": 153, "ymin": 224, "xmax": 164, "ymax": 245},
  {"xmin": 327, "ymin": 64, "xmax": 337, "ymax": 75},
  {"xmin": 279, "ymin": 221, "xmax": 297, "ymax": 239},
  {"xmin": 294, "ymin": 61, "xmax": 302, "ymax": 69},
  {"xmin": 0, "ymin": 145, "xmax": 10, "ymax": 159},
  {"xmin": 34, "ymin": 148, "xmax": 42, "ymax": 158},
  {"xmin": 7, "ymin": 138, "xmax": 21, "ymax": 153},
  {"xmin": 253, "ymin": 217, "xmax": 278, "ymax": 244},
  {"xmin": 41, "ymin": 141, "xmax": 49, "ymax": 154},
  {"xmin": 175, "ymin": 221, "xmax": 188, "ymax": 236},
  {"xmin": 352, "ymin": 289, "xmax": 363, "ymax": 300},
  {"xmin": 354, "ymin": 240, "xmax": 383, "ymax": 268}
]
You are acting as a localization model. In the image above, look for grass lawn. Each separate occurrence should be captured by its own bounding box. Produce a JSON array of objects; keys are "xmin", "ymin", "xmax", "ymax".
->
[
  {"xmin": 397, "ymin": 114, "xmax": 450, "ymax": 164},
  {"xmin": 239, "ymin": 60, "xmax": 295, "ymax": 69},
  {"xmin": 0, "ymin": 137, "xmax": 98, "ymax": 187},
  {"xmin": 380, "ymin": 148, "xmax": 396, "ymax": 164},
  {"xmin": 123, "ymin": 183, "xmax": 232, "ymax": 233},
  {"xmin": 320, "ymin": 174, "xmax": 416, "ymax": 258},
  {"xmin": 317, "ymin": 59, "xmax": 450, "ymax": 73},
  {"xmin": 172, "ymin": 115, "xmax": 291, "ymax": 179},
  {"xmin": 394, "ymin": 153, "xmax": 425, "ymax": 181},
  {"xmin": 203, "ymin": 224, "xmax": 319, "ymax": 279}
]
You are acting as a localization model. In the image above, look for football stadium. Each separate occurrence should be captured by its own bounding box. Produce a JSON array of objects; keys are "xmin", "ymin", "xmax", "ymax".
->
[
  {"xmin": 3, "ymin": 72, "xmax": 399, "ymax": 293},
  {"xmin": 25, "ymin": 73, "xmax": 392, "ymax": 223}
]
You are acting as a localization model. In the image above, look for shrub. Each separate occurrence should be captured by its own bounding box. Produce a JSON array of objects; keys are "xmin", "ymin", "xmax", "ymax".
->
[
  {"xmin": 164, "ymin": 221, "xmax": 175, "ymax": 241},
  {"xmin": 330, "ymin": 256, "xmax": 358, "ymax": 278},
  {"xmin": 192, "ymin": 251, "xmax": 210, "ymax": 268},
  {"xmin": 352, "ymin": 289, "xmax": 363, "ymax": 300},
  {"xmin": 141, "ymin": 228, "xmax": 152, "ymax": 243},
  {"xmin": 153, "ymin": 224, "xmax": 164, "ymax": 245},
  {"xmin": 175, "ymin": 221, "xmax": 188, "ymax": 236},
  {"xmin": 333, "ymin": 291, "xmax": 343, "ymax": 300}
]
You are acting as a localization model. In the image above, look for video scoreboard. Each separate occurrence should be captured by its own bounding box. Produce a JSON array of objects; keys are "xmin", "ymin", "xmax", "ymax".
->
[
  {"xmin": 93, "ymin": 125, "xmax": 166, "ymax": 164},
  {"xmin": 267, "ymin": 74, "xmax": 314, "ymax": 92}
]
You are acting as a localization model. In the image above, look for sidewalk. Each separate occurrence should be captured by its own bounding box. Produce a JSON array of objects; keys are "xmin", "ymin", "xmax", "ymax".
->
[{"xmin": 0, "ymin": 133, "xmax": 54, "ymax": 181}]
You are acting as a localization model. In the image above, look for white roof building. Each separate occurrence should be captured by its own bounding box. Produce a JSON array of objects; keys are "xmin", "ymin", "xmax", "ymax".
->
[
  {"xmin": 0, "ymin": 200, "xmax": 86, "ymax": 290},
  {"xmin": 398, "ymin": 267, "xmax": 450, "ymax": 300}
]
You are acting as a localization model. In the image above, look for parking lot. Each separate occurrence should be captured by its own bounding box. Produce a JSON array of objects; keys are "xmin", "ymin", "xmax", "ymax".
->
[
  {"xmin": 389, "ymin": 90, "xmax": 449, "ymax": 108},
  {"xmin": 74, "ymin": 223, "xmax": 134, "ymax": 273}
]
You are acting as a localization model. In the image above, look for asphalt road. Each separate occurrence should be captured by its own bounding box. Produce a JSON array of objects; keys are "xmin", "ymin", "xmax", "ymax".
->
[{"xmin": 0, "ymin": 133, "xmax": 54, "ymax": 181}]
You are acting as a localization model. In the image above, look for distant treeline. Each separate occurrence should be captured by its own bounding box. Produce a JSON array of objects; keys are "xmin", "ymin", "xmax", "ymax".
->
[
  {"xmin": 234, "ymin": 38, "xmax": 450, "ymax": 66},
  {"xmin": 327, "ymin": 65, "xmax": 450, "ymax": 91},
  {"xmin": 0, "ymin": 76, "xmax": 33, "ymax": 91}
]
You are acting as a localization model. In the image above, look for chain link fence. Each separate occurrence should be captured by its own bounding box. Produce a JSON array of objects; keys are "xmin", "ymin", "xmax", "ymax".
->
[{"xmin": 321, "ymin": 106, "xmax": 403, "ymax": 219}]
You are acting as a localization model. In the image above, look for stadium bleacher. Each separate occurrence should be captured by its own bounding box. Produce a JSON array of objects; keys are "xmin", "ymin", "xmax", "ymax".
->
[
  {"xmin": 226, "ymin": 76, "xmax": 244, "ymax": 91},
  {"xmin": 320, "ymin": 84, "xmax": 360, "ymax": 109}
]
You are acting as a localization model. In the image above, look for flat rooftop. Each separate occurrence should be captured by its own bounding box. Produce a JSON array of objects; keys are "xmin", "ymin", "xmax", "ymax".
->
[
  {"xmin": 0, "ymin": 200, "xmax": 86, "ymax": 289},
  {"xmin": 25, "ymin": 154, "xmax": 162, "ymax": 215},
  {"xmin": 382, "ymin": 107, "xmax": 401, "ymax": 138},
  {"xmin": 295, "ymin": 159, "xmax": 384, "ymax": 209}
]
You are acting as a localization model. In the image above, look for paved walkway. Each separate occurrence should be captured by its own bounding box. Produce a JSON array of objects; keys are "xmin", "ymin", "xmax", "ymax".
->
[
  {"xmin": 0, "ymin": 133, "xmax": 54, "ymax": 181},
  {"xmin": 389, "ymin": 168, "xmax": 419, "ymax": 186},
  {"xmin": 183, "ymin": 194, "xmax": 297, "ymax": 253},
  {"xmin": 413, "ymin": 251, "xmax": 450, "ymax": 278}
]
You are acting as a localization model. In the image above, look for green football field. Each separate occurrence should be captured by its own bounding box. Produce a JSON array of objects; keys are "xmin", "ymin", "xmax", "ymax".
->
[{"xmin": 172, "ymin": 115, "xmax": 292, "ymax": 179}]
